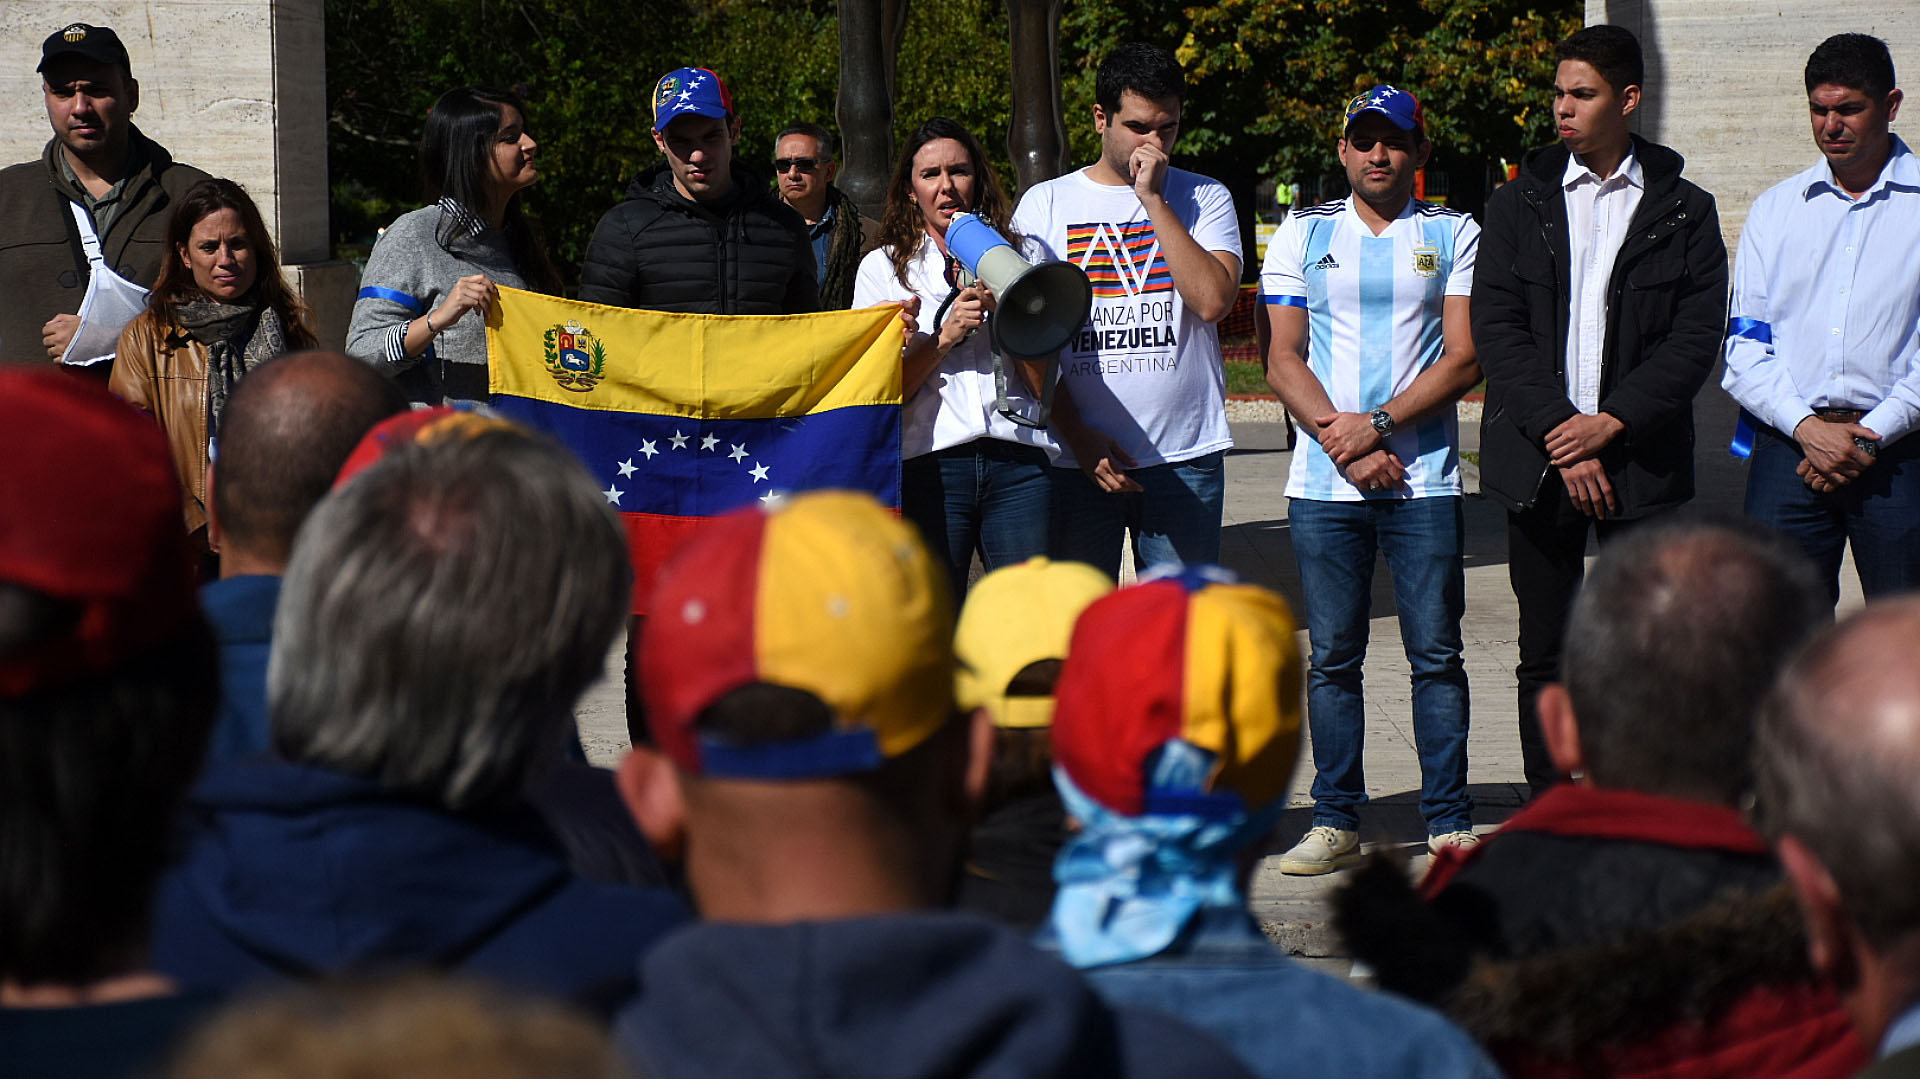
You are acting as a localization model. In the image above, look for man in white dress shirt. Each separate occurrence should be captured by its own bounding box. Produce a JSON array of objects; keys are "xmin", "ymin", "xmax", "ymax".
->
[
  {"xmin": 1473, "ymin": 24, "xmax": 1727, "ymax": 796},
  {"xmin": 1723, "ymin": 33, "xmax": 1920, "ymax": 606}
]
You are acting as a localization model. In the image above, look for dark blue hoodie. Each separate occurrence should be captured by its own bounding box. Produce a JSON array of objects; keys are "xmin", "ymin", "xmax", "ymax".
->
[
  {"xmin": 615, "ymin": 912, "xmax": 1251, "ymax": 1078},
  {"xmin": 151, "ymin": 758, "xmax": 688, "ymax": 1016}
]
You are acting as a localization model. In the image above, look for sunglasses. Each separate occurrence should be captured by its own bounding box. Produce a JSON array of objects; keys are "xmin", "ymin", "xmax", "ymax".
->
[{"xmin": 773, "ymin": 157, "xmax": 823, "ymax": 174}]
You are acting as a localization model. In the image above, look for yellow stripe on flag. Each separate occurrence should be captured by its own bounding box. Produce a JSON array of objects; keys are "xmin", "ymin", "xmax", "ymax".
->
[{"xmin": 486, "ymin": 287, "xmax": 904, "ymax": 418}]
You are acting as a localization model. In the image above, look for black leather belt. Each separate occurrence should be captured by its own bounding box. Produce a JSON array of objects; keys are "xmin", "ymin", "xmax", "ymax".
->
[{"xmin": 1813, "ymin": 407, "xmax": 1868, "ymax": 423}]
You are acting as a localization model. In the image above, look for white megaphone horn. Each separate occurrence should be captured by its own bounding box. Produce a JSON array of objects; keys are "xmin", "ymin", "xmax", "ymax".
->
[{"xmin": 944, "ymin": 212, "xmax": 1092, "ymax": 359}]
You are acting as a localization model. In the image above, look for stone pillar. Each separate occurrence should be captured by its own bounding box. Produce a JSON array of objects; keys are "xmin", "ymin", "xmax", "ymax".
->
[
  {"xmin": 1, "ymin": 0, "xmax": 357, "ymax": 348},
  {"xmin": 1589, "ymin": 0, "xmax": 1917, "ymax": 249}
]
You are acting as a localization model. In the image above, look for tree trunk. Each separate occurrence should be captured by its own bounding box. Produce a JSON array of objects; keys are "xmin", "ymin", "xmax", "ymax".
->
[
  {"xmin": 836, "ymin": 0, "xmax": 910, "ymax": 219},
  {"xmin": 1005, "ymin": 0, "xmax": 1069, "ymax": 195}
]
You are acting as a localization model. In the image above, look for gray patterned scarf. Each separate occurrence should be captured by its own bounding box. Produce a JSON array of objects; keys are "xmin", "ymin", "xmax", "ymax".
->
[{"xmin": 175, "ymin": 300, "xmax": 286, "ymax": 439}]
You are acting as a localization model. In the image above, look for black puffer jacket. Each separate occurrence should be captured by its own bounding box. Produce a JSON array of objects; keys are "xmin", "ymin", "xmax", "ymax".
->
[
  {"xmin": 578, "ymin": 163, "xmax": 817, "ymax": 314},
  {"xmin": 1472, "ymin": 136, "xmax": 1727, "ymax": 516}
]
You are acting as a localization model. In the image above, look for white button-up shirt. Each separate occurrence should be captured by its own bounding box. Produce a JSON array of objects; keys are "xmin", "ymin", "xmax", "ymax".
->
[
  {"xmin": 1562, "ymin": 150, "xmax": 1644, "ymax": 415},
  {"xmin": 1723, "ymin": 136, "xmax": 1920, "ymax": 445}
]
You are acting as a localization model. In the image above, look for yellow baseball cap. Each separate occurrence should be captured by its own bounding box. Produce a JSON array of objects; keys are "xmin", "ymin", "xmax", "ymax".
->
[{"xmin": 955, "ymin": 558, "xmax": 1114, "ymax": 730}]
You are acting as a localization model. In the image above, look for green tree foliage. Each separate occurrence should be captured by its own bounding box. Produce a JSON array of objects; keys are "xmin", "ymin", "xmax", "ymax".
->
[
  {"xmin": 327, "ymin": 0, "xmax": 1573, "ymax": 282},
  {"xmin": 1060, "ymin": 0, "xmax": 1580, "ymax": 208},
  {"xmin": 327, "ymin": 0, "xmax": 1013, "ymax": 279}
]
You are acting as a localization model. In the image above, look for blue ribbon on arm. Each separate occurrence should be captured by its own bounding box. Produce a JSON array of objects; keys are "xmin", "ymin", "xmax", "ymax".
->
[
  {"xmin": 357, "ymin": 286, "xmax": 424, "ymax": 314},
  {"xmin": 1730, "ymin": 410, "xmax": 1759, "ymax": 459},
  {"xmin": 1723, "ymin": 318, "xmax": 1773, "ymax": 458}
]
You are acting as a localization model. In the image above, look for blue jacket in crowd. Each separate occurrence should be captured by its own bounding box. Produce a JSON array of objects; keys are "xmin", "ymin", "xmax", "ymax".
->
[
  {"xmin": 615, "ymin": 912, "xmax": 1253, "ymax": 1078},
  {"xmin": 151, "ymin": 758, "xmax": 688, "ymax": 1016},
  {"xmin": 1063, "ymin": 908, "xmax": 1503, "ymax": 1079},
  {"xmin": 198, "ymin": 573, "xmax": 280, "ymax": 762}
]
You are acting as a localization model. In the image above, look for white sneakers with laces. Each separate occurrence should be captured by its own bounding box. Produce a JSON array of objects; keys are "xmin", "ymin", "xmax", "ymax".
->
[{"xmin": 1276, "ymin": 825, "xmax": 1360, "ymax": 875}]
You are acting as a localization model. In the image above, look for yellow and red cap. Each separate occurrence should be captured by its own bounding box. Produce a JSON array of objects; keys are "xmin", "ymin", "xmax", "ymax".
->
[
  {"xmin": 639, "ymin": 490, "xmax": 954, "ymax": 777},
  {"xmin": 1052, "ymin": 567, "xmax": 1304, "ymax": 818}
]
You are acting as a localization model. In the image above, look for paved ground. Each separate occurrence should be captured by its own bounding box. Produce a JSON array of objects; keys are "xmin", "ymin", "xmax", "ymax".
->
[{"xmin": 574, "ymin": 371, "xmax": 1862, "ymax": 977}]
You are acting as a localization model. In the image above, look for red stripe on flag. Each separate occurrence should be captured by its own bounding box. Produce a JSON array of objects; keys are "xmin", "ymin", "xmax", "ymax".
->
[{"xmin": 624, "ymin": 512, "xmax": 714, "ymax": 615}]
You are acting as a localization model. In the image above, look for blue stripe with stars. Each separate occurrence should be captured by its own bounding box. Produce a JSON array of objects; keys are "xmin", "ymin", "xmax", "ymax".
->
[{"xmin": 490, "ymin": 396, "xmax": 901, "ymax": 516}]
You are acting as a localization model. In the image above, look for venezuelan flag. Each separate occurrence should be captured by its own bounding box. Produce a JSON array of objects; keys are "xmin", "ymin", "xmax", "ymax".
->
[{"xmin": 486, "ymin": 287, "xmax": 904, "ymax": 612}]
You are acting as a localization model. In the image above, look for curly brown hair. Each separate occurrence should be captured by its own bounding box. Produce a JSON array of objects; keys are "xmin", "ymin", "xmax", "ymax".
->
[{"xmin": 875, "ymin": 117, "xmax": 1022, "ymax": 290}]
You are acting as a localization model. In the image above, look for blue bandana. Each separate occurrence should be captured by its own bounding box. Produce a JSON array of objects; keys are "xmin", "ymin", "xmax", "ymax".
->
[{"xmin": 1047, "ymin": 748, "xmax": 1283, "ymax": 969}]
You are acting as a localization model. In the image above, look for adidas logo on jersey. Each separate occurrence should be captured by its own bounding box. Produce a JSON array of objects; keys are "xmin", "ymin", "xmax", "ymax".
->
[{"xmin": 1312, "ymin": 253, "xmax": 1340, "ymax": 271}]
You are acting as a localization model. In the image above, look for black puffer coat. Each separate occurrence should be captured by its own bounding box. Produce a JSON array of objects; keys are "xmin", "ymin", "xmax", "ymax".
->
[
  {"xmin": 578, "ymin": 163, "xmax": 817, "ymax": 314},
  {"xmin": 1471, "ymin": 136, "xmax": 1726, "ymax": 517}
]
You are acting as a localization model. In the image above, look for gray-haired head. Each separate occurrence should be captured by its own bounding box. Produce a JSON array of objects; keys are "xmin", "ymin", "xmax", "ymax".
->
[
  {"xmin": 267, "ymin": 425, "xmax": 630, "ymax": 810},
  {"xmin": 1562, "ymin": 515, "xmax": 1826, "ymax": 805},
  {"xmin": 1756, "ymin": 597, "xmax": 1920, "ymax": 953}
]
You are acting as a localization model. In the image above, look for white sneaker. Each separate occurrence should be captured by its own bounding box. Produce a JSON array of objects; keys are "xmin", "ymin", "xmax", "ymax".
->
[
  {"xmin": 1427, "ymin": 830, "xmax": 1480, "ymax": 855},
  {"xmin": 1277, "ymin": 825, "xmax": 1360, "ymax": 875}
]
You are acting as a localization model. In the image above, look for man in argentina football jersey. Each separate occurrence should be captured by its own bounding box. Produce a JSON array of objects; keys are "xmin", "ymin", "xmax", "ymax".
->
[{"xmin": 1260, "ymin": 86, "xmax": 1483, "ymax": 875}]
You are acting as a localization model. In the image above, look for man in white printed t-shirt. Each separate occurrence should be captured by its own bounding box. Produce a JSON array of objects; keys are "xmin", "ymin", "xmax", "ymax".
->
[
  {"xmin": 1010, "ymin": 42, "xmax": 1242, "ymax": 580},
  {"xmin": 1261, "ymin": 86, "xmax": 1482, "ymax": 875}
]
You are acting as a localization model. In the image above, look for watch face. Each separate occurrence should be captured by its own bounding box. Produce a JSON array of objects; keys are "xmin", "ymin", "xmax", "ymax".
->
[{"xmin": 1371, "ymin": 409, "xmax": 1393, "ymax": 434}]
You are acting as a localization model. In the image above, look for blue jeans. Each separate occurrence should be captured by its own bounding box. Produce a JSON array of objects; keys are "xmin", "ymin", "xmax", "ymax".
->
[
  {"xmin": 903, "ymin": 438, "xmax": 1052, "ymax": 601},
  {"xmin": 1288, "ymin": 495, "xmax": 1471, "ymax": 834},
  {"xmin": 1050, "ymin": 451, "xmax": 1226, "ymax": 579},
  {"xmin": 1745, "ymin": 422, "xmax": 1920, "ymax": 606}
]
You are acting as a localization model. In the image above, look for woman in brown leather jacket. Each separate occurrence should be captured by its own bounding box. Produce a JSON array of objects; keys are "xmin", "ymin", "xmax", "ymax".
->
[{"xmin": 110, "ymin": 177, "xmax": 316, "ymax": 572}]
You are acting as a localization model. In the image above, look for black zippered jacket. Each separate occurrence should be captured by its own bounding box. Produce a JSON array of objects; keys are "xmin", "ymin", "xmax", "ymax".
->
[
  {"xmin": 1472, "ymin": 137, "xmax": 1726, "ymax": 516},
  {"xmin": 578, "ymin": 162, "xmax": 818, "ymax": 314}
]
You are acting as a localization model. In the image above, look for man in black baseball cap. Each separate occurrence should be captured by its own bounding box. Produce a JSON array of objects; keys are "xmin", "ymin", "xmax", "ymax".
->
[
  {"xmin": 0, "ymin": 22, "xmax": 208, "ymax": 367},
  {"xmin": 37, "ymin": 21, "xmax": 132, "ymax": 74}
]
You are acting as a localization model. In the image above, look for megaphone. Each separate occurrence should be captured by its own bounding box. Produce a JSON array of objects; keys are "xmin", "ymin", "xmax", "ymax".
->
[{"xmin": 944, "ymin": 212, "xmax": 1092, "ymax": 359}]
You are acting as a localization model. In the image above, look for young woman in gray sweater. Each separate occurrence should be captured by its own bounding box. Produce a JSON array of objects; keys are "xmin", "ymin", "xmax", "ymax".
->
[{"xmin": 347, "ymin": 86, "xmax": 560, "ymax": 405}]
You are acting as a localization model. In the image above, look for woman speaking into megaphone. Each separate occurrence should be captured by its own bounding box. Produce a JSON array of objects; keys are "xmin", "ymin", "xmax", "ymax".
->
[{"xmin": 853, "ymin": 118, "xmax": 1057, "ymax": 601}]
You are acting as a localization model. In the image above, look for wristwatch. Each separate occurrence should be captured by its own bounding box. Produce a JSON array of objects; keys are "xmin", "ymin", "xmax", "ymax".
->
[{"xmin": 1369, "ymin": 408, "xmax": 1395, "ymax": 437}]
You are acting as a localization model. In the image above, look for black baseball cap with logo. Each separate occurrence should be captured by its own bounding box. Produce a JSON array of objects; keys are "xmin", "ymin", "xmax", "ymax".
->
[{"xmin": 37, "ymin": 23, "xmax": 131, "ymax": 73}]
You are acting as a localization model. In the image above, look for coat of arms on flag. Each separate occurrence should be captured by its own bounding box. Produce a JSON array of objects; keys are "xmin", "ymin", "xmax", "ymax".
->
[
  {"xmin": 487, "ymin": 289, "xmax": 906, "ymax": 613},
  {"xmin": 545, "ymin": 319, "xmax": 606, "ymax": 392}
]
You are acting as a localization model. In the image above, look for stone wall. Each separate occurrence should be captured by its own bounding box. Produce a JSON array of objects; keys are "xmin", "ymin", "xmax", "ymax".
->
[
  {"xmin": 1, "ymin": 1, "xmax": 356, "ymax": 347},
  {"xmin": 1589, "ymin": 0, "xmax": 1916, "ymax": 251}
]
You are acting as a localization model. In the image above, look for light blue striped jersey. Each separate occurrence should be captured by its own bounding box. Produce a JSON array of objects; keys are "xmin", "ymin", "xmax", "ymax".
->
[{"xmin": 1260, "ymin": 197, "xmax": 1478, "ymax": 501}]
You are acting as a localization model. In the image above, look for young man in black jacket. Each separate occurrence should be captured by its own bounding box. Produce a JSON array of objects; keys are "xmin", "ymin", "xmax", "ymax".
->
[
  {"xmin": 1471, "ymin": 24, "xmax": 1727, "ymax": 796},
  {"xmin": 578, "ymin": 66, "xmax": 818, "ymax": 314}
]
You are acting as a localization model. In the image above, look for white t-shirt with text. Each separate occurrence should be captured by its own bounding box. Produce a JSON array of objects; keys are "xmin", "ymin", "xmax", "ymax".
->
[{"xmin": 1011, "ymin": 167, "xmax": 1241, "ymax": 468}]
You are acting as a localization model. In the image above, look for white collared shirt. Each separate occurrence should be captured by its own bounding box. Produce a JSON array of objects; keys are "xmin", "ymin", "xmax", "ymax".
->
[
  {"xmin": 1722, "ymin": 136, "xmax": 1920, "ymax": 445},
  {"xmin": 1562, "ymin": 149, "xmax": 1644, "ymax": 415}
]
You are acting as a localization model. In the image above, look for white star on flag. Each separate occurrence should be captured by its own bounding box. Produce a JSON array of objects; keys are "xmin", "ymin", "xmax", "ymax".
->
[
  {"xmin": 701, "ymin": 433, "xmax": 720, "ymax": 451},
  {"xmin": 749, "ymin": 462, "xmax": 770, "ymax": 483},
  {"xmin": 603, "ymin": 484, "xmax": 624, "ymax": 505},
  {"xmin": 639, "ymin": 439, "xmax": 659, "ymax": 459},
  {"xmin": 670, "ymin": 430, "xmax": 689, "ymax": 450},
  {"xmin": 729, "ymin": 443, "xmax": 749, "ymax": 462},
  {"xmin": 678, "ymin": 90, "xmax": 693, "ymax": 103},
  {"xmin": 616, "ymin": 459, "xmax": 637, "ymax": 478},
  {"xmin": 759, "ymin": 491, "xmax": 780, "ymax": 503}
]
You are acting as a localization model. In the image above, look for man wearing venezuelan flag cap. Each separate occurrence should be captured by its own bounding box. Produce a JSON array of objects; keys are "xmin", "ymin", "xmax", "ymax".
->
[
  {"xmin": 1261, "ymin": 84, "xmax": 1481, "ymax": 874},
  {"xmin": 1039, "ymin": 565, "xmax": 1501, "ymax": 1079}
]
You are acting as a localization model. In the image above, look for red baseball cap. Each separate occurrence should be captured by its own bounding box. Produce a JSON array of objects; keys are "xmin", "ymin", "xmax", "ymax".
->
[{"xmin": 0, "ymin": 370, "xmax": 197, "ymax": 696}]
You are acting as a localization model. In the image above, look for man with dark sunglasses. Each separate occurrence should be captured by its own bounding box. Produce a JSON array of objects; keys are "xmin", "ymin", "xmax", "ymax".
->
[{"xmin": 773, "ymin": 123, "xmax": 876, "ymax": 309}]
